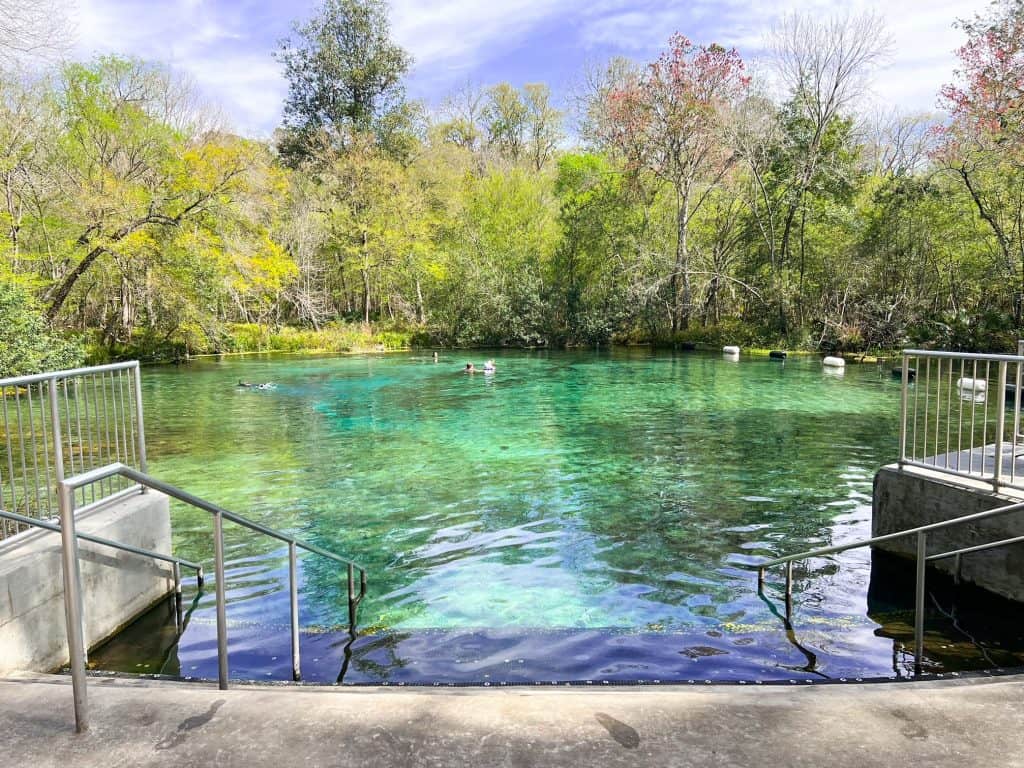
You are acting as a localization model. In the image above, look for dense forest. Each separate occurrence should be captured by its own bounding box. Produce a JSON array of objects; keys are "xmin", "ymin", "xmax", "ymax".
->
[{"xmin": 2, "ymin": 0, "xmax": 1024, "ymax": 375}]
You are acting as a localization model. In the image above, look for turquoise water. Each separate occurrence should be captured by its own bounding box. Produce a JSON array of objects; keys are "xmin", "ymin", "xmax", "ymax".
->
[{"xmin": 91, "ymin": 350, "xmax": 1024, "ymax": 682}]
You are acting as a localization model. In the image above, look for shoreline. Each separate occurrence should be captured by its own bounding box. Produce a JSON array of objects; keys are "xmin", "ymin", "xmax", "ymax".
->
[{"xmin": 118, "ymin": 343, "xmax": 900, "ymax": 367}]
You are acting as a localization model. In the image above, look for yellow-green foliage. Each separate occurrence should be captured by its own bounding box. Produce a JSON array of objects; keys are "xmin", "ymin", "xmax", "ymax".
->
[{"xmin": 232, "ymin": 323, "xmax": 414, "ymax": 354}]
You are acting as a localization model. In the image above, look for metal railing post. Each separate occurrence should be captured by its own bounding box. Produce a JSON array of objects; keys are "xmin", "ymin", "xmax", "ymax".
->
[
  {"xmin": 173, "ymin": 560, "xmax": 183, "ymax": 631},
  {"xmin": 914, "ymin": 531, "xmax": 927, "ymax": 674},
  {"xmin": 48, "ymin": 377, "xmax": 65, "ymax": 487},
  {"xmin": 172, "ymin": 560, "xmax": 182, "ymax": 604},
  {"xmin": 347, "ymin": 563, "xmax": 357, "ymax": 630},
  {"xmin": 1015, "ymin": 339, "xmax": 1024, "ymax": 436},
  {"xmin": 213, "ymin": 510, "xmax": 229, "ymax": 690},
  {"xmin": 35, "ymin": 460, "xmax": 368, "ymax": 719},
  {"xmin": 57, "ymin": 481, "xmax": 88, "ymax": 733},
  {"xmin": 289, "ymin": 541, "xmax": 301, "ymax": 682},
  {"xmin": 1014, "ymin": 342, "xmax": 1023, "ymax": 486},
  {"xmin": 994, "ymin": 361, "xmax": 1008, "ymax": 491},
  {"xmin": 132, "ymin": 363, "xmax": 148, "ymax": 481},
  {"xmin": 784, "ymin": 561, "xmax": 793, "ymax": 621},
  {"xmin": 899, "ymin": 354, "xmax": 910, "ymax": 466}
]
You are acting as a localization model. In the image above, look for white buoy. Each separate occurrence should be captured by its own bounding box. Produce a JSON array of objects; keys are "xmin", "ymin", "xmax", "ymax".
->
[
  {"xmin": 957, "ymin": 377, "xmax": 987, "ymax": 392},
  {"xmin": 957, "ymin": 377, "xmax": 987, "ymax": 403},
  {"xmin": 723, "ymin": 345, "xmax": 740, "ymax": 355},
  {"xmin": 822, "ymin": 356, "xmax": 845, "ymax": 368}
]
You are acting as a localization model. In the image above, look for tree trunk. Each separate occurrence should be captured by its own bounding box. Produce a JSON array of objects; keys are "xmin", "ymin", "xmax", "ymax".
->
[
  {"xmin": 362, "ymin": 267, "xmax": 371, "ymax": 324},
  {"xmin": 120, "ymin": 274, "xmax": 135, "ymax": 340},
  {"xmin": 672, "ymin": 188, "xmax": 692, "ymax": 332},
  {"xmin": 960, "ymin": 168, "xmax": 1020, "ymax": 325},
  {"xmin": 45, "ymin": 246, "xmax": 106, "ymax": 322}
]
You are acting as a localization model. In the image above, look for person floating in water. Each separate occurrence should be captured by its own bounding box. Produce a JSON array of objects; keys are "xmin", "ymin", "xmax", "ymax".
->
[
  {"xmin": 463, "ymin": 363, "xmax": 476, "ymax": 373},
  {"xmin": 238, "ymin": 381, "xmax": 276, "ymax": 390},
  {"xmin": 483, "ymin": 360, "xmax": 496, "ymax": 372}
]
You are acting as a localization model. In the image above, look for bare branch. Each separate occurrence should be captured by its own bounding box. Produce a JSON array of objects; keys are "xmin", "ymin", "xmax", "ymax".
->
[{"xmin": 0, "ymin": 0, "xmax": 74, "ymax": 61}]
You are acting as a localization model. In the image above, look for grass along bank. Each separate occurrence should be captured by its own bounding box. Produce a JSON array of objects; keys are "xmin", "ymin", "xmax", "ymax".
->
[{"xmin": 86, "ymin": 322, "xmax": 422, "ymax": 365}]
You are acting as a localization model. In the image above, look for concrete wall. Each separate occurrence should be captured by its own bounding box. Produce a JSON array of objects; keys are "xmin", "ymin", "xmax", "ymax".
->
[
  {"xmin": 0, "ymin": 491, "xmax": 173, "ymax": 674},
  {"xmin": 872, "ymin": 465, "xmax": 1024, "ymax": 602}
]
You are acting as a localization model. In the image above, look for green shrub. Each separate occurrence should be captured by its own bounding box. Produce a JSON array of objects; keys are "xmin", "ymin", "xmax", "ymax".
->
[
  {"xmin": 226, "ymin": 323, "xmax": 271, "ymax": 352},
  {"xmin": 0, "ymin": 281, "xmax": 84, "ymax": 377}
]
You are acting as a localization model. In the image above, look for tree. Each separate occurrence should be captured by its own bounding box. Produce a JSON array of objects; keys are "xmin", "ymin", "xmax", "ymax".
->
[
  {"xmin": 41, "ymin": 58, "xmax": 267, "ymax": 326},
  {"xmin": 276, "ymin": 0, "xmax": 413, "ymax": 163},
  {"xmin": 483, "ymin": 83, "xmax": 528, "ymax": 164},
  {"xmin": 552, "ymin": 153, "xmax": 643, "ymax": 343},
  {"xmin": 768, "ymin": 12, "xmax": 890, "ymax": 330},
  {"xmin": 936, "ymin": 0, "xmax": 1024, "ymax": 324},
  {"xmin": 437, "ymin": 82, "xmax": 486, "ymax": 153},
  {"xmin": 599, "ymin": 34, "xmax": 750, "ymax": 331},
  {"xmin": 523, "ymin": 84, "xmax": 563, "ymax": 172},
  {"xmin": 0, "ymin": 0, "xmax": 72, "ymax": 61}
]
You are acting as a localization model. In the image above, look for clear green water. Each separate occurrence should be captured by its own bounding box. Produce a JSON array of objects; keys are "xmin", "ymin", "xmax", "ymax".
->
[{"xmin": 91, "ymin": 350, "xmax": 1024, "ymax": 682}]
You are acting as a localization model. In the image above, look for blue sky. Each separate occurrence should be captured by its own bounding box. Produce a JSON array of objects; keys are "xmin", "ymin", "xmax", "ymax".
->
[{"xmin": 75, "ymin": 0, "xmax": 985, "ymax": 137}]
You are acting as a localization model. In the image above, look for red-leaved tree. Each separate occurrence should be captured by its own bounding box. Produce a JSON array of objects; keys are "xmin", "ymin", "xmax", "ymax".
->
[
  {"xmin": 600, "ymin": 34, "xmax": 749, "ymax": 331},
  {"xmin": 936, "ymin": 1, "xmax": 1024, "ymax": 323}
]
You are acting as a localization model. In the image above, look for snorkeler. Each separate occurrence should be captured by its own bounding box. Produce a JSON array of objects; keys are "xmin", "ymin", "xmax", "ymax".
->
[{"xmin": 238, "ymin": 381, "xmax": 276, "ymax": 390}]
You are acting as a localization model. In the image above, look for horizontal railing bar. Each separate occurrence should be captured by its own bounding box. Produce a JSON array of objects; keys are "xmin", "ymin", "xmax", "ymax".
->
[
  {"xmin": 0, "ymin": 507, "xmax": 201, "ymax": 572},
  {"xmin": 903, "ymin": 350, "xmax": 1024, "ymax": 363},
  {"xmin": 0, "ymin": 361, "xmax": 139, "ymax": 389},
  {"xmin": 927, "ymin": 533, "xmax": 1024, "ymax": 562},
  {"xmin": 900, "ymin": 458, "xmax": 1024, "ymax": 490},
  {"xmin": 61, "ymin": 463, "xmax": 366, "ymax": 572},
  {"xmin": 758, "ymin": 498, "xmax": 1024, "ymax": 568}
]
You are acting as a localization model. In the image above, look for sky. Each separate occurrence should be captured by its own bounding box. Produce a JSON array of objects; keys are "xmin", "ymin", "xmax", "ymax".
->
[{"xmin": 72, "ymin": 0, "xmax": 987, "ymax": 138}]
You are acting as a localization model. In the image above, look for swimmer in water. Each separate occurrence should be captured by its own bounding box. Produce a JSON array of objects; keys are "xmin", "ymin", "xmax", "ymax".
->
[
  {"xmin": 483, "ymin": 359, "xmax": 496, "ymax": 372},
  {"xmin": 464, "ymin": 363, "xmax": 476, "ymax": 373}
]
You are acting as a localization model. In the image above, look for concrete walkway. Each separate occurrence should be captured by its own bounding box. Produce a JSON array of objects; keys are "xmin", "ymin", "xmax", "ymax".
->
[{"xmin": 2, "ymin": 674, "xmax": 1023, "ymax": 767}]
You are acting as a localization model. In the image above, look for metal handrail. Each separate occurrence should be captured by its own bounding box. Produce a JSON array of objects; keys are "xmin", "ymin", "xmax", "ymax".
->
[
  {"xmin": 927, "ymin": 534, "xmax": 1024, "ymax": 562},
  {"xmin": 0, "ymin": 360, "xmax": 143, "ymax": 388},
  {"xmin": 902, "ymin": 349, "xmax": 1024, "ymax": 363},
  {"xmin": 56, "ymin": 462, "xmax": 367, "ymax": 733},
  {"xmin": 756, "ymin": 498, "xmax": 1024, "ymax": 674},
  {"xmin": 898, "ymin": 346, "xmax": 1024, "ymax": 492},
  {"xmin": 1, "ymin": 360, "xmax": 147, "ymax": 538}
]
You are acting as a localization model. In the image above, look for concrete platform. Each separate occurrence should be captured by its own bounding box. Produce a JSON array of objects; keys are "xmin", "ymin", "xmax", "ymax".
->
[
  {"xmin": 920, "ymin": 442, "xmax": 1024, "ymax": 479},
  {"xmin": 0, "ymin": 491, "xmax": 173, "ymax": 674},
  {"xmin": 2, "ymin": 673, "xmax": 1024, "ymax": 767},
  {"xmin": 873, "ymin": 464, "xmax": 1024, "ymax": 601}
]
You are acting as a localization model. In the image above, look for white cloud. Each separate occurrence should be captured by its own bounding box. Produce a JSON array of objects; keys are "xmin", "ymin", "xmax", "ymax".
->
[
  {"xmin": 74, "ymin": 0, "xmax": 295, "ymax": 136},
  {"xmin": 390, "ymin": 0, "xmax": 574, "ymax": 65},
  {"xmin": 71, "ymin": 0, "xmax": 987, "ymax": 134},
  {"xmin": 573, "ymin": 0, "xmax": 980, "ymax": 112}
]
